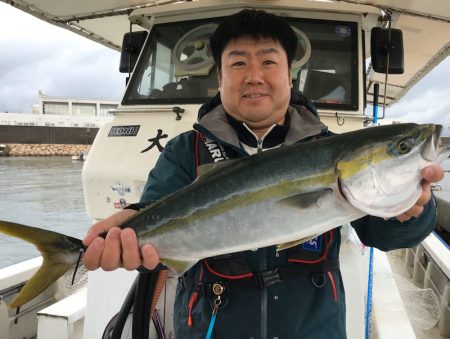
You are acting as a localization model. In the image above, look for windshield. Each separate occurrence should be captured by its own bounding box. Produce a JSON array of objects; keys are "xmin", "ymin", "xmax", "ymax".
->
[{"xmin": 123, "ymin": 16, "xmax": 358, "ymax": 111}]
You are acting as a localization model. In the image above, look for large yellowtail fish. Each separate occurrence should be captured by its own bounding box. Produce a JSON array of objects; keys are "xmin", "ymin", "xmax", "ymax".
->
[{"xmin": 1, "ymin": 123, "xmax": 449, "ymax": 308}]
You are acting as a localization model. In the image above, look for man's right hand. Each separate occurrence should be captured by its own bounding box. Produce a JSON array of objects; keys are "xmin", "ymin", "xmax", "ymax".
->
[{"xmin": 82, "ymin": 209, "xmax": 160, "ymax": 271}]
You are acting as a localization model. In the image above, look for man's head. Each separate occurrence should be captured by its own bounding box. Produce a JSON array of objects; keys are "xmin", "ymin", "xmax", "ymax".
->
[
  {"xmin": 211, "ymin": 9, "xmax": 297, "ymax": 70},
  {"xmin": 210, "ymin": 10, "xmax": 297, "ymax": 137}
]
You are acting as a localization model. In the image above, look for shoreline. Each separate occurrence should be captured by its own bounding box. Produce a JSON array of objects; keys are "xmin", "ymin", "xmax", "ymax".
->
[{"xmin": 2, "ymin": 143, "xmax": 91, "ymax": 156}]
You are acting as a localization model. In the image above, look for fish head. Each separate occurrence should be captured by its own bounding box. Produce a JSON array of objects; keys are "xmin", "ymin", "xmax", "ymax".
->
[{"xmin": 337, "ymin": 123, "xmax": 450, "ymax": 218}]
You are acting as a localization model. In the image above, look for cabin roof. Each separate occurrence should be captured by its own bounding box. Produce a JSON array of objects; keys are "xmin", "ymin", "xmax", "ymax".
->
[{"xmin": 3, "ymin": 0, "xmax": 450, "ymax": 106}]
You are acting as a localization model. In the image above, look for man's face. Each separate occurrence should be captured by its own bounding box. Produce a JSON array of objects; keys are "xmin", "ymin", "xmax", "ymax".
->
[{"xmin": 218, "ymin": 37, "xmax": 292, "ymax": 135}]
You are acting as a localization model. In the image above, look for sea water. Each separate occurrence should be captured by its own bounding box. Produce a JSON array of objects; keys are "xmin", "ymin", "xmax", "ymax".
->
[
  {"xmin": 0, "ymin": 157, "xmax": 449, "ymax": 269},
  {"xmin": 0, "ymin": 157, "xmax": 91, "ymax": 268}
]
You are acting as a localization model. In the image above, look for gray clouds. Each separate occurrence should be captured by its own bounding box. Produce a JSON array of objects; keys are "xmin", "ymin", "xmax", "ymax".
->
[
  {"xmin": 0, "ymin": 3, "xmax": 125, "ymax": 113},
  {"xmin": 386, "ymin": 57, "xmax": 450, "ymax": 134},
  {"xmin": 1, "ymin": 2, "xmax": 449, "ymax": 132}
]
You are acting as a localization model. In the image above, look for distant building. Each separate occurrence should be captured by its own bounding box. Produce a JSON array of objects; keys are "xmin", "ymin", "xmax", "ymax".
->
[{"xmin": 0, "ymin": 91, "xmax": 118, "ymax": 128}]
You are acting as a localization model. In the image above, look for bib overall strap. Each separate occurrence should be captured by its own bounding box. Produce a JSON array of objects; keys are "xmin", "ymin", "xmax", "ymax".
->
[{"xmin": 179, "ymin": 259, "xmax": 340, "ymax": 296}]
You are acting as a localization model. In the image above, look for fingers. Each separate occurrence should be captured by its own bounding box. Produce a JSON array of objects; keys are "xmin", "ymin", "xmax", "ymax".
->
[
  {"xmin": 83, "ymin": 227, "xmax": 141, "ymax": 271},
  {"xmin": 100, "ymin": 227, "xmax": 123, "ymax": 271},
  {"xmin": 83, "ymin": 209, "xmax": 138, "ymax": 247},
  {"xmin": 395, "ymin": 165, "xmax": 444, "ymax": 223},
  {"xmin": 82, "ymin": 209, "xmax": 159, "ymax": 272},
  {"xmin": 83, "ymin": 227, "xmax": 160, "ymax": 271},
  {"xmin": 422, "ymin": 165, "xmax": 444, "ymax": 183},
  {"xmin": 83, "ymin": 218, "xmax": 110, "ymax": 247},
  {"xmin": 142, "ymin": 244, "xmax": 160, "ymax": 270},
  {"xmin": 83, "ymin": 237, "xmax": 105, "ymax": 270},
  {"xmin": 121, "ymin": 228, "xmax": 142, "ymax": 271},
  {"xmin": 416, "ymin": 181, "xmax": 432, "ymax": 206},
  {"xmin": 395, "ymin": 204, "xmax": 424, "ymax": 223},
  {"xmin": 83, "ymin": 227, "xmax": 122, "ymax": 271}
]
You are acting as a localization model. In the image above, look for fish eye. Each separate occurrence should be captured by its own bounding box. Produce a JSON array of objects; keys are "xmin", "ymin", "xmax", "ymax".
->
[{"xmin": 396, "ymin": 140, "xmax": 412, "ymax": 154}]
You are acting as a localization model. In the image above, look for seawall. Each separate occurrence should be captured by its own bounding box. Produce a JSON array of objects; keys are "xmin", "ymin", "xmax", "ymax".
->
[
  {"xmin": 0, "ymin": 125, "xmax": 96, "ymax": 156},
  {"xmin": 0, "ymin": 125, "xmax": 98, "ymax": 144},
  {"xmin": 7, "ymin": 144, "xmax": 91, "ymax": 156}
]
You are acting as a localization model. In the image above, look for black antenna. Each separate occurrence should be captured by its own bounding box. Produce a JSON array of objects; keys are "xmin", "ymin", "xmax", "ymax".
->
[{"xmin": 381, "ymin": 11, "xmax": 392, "ymax": 120}]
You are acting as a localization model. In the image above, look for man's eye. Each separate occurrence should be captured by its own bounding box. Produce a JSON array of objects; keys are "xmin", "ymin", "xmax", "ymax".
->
[
  {"xmin": 263, "ymin": 60, "xmax": 276, "ymax": 65},
  {"xmin": 232, "ymin": 61, "xmax": 245, "ymax": 67}
]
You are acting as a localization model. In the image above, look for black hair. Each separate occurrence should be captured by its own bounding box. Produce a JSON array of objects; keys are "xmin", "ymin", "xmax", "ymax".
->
[{"xmin": 210, "ymin": 9, "xmax": 297, "ymax": 70}]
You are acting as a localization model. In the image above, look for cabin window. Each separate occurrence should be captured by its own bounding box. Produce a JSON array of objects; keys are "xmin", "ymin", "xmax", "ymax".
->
[{"xmin": 123, "ymin": 16, "xmax": 358, "ymax": 111}]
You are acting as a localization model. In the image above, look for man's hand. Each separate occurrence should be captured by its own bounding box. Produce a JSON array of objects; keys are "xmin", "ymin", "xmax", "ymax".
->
[
  {"xmin": 82, "ymin": 209, "xmax": 160, "ymax": 271},
  {"xmin": 395, "ymin": 164, "xmax": 444, "ymax": 222}
]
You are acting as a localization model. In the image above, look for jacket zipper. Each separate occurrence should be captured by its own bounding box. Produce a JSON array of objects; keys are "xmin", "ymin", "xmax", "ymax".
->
[{"xmin": 257, "ymin": 139, "xmax": 263, "ymax": 153}]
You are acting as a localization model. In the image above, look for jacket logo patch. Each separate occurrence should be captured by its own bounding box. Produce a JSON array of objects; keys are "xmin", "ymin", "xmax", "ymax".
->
[
  {"xmin": 204, "ymin": 137, "xmax": 229, "ymax": 162},
  {"xmin": 302, "ymin": 236, "xmax": 322, "ymax": 252}
]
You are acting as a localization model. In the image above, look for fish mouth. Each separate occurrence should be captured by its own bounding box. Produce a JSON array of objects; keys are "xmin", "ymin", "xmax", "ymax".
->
[
  {"xmin": 337, "ymin": 178, "xmax": 348, "ymax": 202},
  {"xmin": 422, "ymin": 125, "xmax": 441, "ymax": 161},
  {"xmin": 423, "ymin": 124, "xmax": 450, "ymax": 162}
]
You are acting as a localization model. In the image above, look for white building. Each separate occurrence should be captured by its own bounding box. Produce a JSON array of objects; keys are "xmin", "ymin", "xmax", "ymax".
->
[{"xmin": 0, "ymin": 91, "xmax": 117, "ymax": 128}]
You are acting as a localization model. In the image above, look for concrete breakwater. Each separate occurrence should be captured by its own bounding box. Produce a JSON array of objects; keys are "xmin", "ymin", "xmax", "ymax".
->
[{"xmin": 6, "ymin": 144, "xmax": 91, "ymax": 156}]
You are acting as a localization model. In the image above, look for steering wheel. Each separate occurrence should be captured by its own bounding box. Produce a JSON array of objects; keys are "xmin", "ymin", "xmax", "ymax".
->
[
  {"xmin": 291, "ymin": 27, "xmax": 312, "ymax": 75},
  {"xmin": 172, "ymin": 24, "xmax": 218, "ymax": 76}
]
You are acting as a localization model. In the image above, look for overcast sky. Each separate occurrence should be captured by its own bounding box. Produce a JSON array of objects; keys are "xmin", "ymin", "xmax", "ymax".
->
[
  {"xmin": 0, "ymin": 3, "xmax": 449, "ymax": 134},
  {"xmin": 0, "ymin": 3, "xmax": 126, "ymax": 113}
]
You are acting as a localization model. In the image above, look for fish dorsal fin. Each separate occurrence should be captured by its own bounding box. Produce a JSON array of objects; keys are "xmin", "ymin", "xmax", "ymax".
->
[
  {"xmin": 197, "ymin": 159, "xmax": 239, "ymax": 177},
  {"xmin": 276, "ymin": 189, "xmax": 332, "ymax": 209},
  {"xmin": 277, "ymin": 234, "xmax": 319, "ymax": 251}
]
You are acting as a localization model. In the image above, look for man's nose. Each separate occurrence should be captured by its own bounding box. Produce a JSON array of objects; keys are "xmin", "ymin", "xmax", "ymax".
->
[{"xmin": 244, "ymin": 63, "xmax": 264, "ymax": 84}]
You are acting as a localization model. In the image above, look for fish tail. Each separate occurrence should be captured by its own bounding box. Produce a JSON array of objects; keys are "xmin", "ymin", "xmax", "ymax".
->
[{"xmin": 0, "ymin": 220, "xmax": 83, "ymax": 308}]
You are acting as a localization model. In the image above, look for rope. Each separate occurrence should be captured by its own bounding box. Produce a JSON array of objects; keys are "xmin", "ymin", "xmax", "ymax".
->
[{"xmin": 365, "ymin": 247, "xmax": 374, "ymax": 339}]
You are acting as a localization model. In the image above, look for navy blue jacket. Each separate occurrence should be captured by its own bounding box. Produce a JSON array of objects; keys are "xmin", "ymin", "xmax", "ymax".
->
[{"xmin": 139, "ymin": 102, "xmax": 436, "ymax": 339}]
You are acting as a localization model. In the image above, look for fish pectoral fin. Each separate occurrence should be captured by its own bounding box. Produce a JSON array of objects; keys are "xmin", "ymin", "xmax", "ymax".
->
[
  {"xmin": 276, "ymin": 189, "xmax": 332, "ymax": 210},
  {"xmin": 159, "ymin": 258, "xmax": 198, "ymax": 276},
  {"xmin": 277, "ymin": 234, "xmax": 319, "ymax": 251}
]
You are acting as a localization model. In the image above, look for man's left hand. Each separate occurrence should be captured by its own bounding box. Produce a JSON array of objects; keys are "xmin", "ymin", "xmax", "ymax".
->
[{"xmin": 395, "ymin": 164, "xmax": 445, "ymax": 222}]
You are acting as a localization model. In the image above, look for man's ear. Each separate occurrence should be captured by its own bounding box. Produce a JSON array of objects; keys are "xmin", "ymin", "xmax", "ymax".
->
[{"xmin": 217, "ymin": 68, "xmax": 222, "ymax": 91}]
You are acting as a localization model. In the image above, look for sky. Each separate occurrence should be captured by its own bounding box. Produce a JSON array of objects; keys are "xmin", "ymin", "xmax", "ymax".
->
[
  {"xmin": 0, "ymin": 3, "xmax": 126, "ymax": 112},
  {"xmin": 0, "ymin": 2, "xmax": 449, "ymax": 134}
]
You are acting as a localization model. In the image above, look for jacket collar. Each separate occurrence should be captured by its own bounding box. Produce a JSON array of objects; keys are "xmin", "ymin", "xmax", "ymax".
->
[{"xmin": 195, "ymin": 103, "xmax": 328, "ymax": 149}]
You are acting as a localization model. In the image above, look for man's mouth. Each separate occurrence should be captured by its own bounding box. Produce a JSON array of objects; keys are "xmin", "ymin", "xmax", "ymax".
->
[{"xmin": 243, "ymin": 93, "xmax": 267, "ymax": 98}]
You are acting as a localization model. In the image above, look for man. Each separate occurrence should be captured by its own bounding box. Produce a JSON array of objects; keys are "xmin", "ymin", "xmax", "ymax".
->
[{"xmin": 83, "ymin": 9, "xmax": 444, "ymax": 338}]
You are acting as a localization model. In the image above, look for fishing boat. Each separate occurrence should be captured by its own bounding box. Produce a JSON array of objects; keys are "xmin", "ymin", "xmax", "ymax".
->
[
  {"xmin": 71, "ymin": 152, "xmax": 87, "ymax": 161},
  {"xmin": 0, "ymin": 144, "xmax": 10, "ymax": 156},
  {"xmin": 0, "ymin": 1, "xmax": 449, "ymax": 338}
]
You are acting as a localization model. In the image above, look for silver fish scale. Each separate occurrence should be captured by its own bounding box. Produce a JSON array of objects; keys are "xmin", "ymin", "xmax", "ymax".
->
[{"xmin": 122, "ymin": 123, "xmax": 447, "ymax": 275}]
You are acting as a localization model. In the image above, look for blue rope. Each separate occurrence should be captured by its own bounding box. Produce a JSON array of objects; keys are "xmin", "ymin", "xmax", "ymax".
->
[
  {"xmin": 365, "ymin": 247, "xmax": 374, "ymax": 339},
  {"xmin": 205, "ymin": 313, "xmax": 217, "ymax": 339}
]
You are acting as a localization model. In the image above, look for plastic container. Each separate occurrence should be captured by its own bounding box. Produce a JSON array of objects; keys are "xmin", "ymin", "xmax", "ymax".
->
[
  {"xmin": 424, "ymin": 261, "xmax": 448, "ymax": 300},
  {"xmin": 412, "ymin": 245, "xmax": 428, "ymax": 287},
  {"xmin": 404, "ymin": 246, "xmax": 416, "ymax": 276},
  {"xmin": 438, "ymin": 282, "xmax": 450, "ymax": 336}
]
